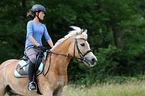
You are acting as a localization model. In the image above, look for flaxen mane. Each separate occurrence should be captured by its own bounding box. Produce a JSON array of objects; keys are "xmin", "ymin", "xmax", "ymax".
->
[{"xmin": 51, "ymin": 26, "xmax": 87, "ymax": 50}]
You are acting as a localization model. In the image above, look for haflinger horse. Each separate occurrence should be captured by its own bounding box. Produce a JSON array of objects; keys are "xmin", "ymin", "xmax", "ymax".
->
[{"xmin": 0, "ymin": 26, "xmax": 97, "ymax": 96}]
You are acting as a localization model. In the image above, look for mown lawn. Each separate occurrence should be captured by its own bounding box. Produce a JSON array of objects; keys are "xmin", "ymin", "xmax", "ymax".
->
[{"xmin": 64, "ymin": 81, "xmax": 145, "ymax": 96}]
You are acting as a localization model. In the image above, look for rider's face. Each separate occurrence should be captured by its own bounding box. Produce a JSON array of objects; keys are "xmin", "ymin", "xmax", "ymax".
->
[{"xmin": 38, "ymin": 11, "xmax": 45, "ymax": 20}]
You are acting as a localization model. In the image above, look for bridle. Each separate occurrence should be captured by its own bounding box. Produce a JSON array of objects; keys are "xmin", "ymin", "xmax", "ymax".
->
[
  {"xmin": 73, "ymin": 33, "xmax": 92, "ymax": 61},
  {"xmin": 43, "ymin": 33, "xmax": 92, "ymax": 76},
  {"xmin": 48, "ymin": 33, "xmax": 92, "ymax": 60}
]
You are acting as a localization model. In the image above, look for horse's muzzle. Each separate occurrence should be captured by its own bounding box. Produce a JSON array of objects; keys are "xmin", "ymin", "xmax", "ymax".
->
[{"xmin": 84, "ymin": 56, "xmax": 97, "ymax": 67}]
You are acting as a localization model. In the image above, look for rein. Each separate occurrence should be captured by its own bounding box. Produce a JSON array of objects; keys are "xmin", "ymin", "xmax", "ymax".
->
[{"xmin": 42, "ymin": 33, "xmax": 92, "ymax": 76}]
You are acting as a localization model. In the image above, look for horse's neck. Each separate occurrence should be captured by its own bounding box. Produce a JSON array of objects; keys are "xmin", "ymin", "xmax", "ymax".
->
[{"xmin": 46, "ymin": 37, "xmax": 73, "ymax": 76}]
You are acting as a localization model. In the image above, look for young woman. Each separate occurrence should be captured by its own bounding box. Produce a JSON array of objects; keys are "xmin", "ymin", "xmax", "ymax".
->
[{"xmin": 25, "ymin": 4, "xmax": 53, "ymax": 91}]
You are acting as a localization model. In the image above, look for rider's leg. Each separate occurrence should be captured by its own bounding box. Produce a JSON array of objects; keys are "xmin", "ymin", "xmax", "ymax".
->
[
  {"xmin": 35, "ymin": 52, "xmax": 43, "ymax": 71},
  {"xmin": 28, "ymin": 60, "xmax": 37, "ymax": 91},
  {"xmin": 25, "ymin": 46, "xmax": 38, "ymax": 91}
]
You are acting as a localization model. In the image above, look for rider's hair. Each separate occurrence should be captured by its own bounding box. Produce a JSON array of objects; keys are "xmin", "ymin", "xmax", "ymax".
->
[{"xmin": 27, "ymin": 10, "xmax": 35, "ymax": 19}]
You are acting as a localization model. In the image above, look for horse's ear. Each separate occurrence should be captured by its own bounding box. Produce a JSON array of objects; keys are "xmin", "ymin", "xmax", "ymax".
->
[
  {"xmin": 78, "ymin": 29, "xmax": 84, "ymax": 35},
  {"xmin": 84, "ymin": 29, "xmax": 87, "ymax": 34}
]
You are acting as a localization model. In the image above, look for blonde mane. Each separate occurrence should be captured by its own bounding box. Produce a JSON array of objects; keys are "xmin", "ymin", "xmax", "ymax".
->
[{"xmin": 51, "ymin": 26, "xmax": 83, "ymax": 50}]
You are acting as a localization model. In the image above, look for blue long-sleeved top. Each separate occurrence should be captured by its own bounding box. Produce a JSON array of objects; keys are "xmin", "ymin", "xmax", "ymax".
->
[{"xmin": 25, "ymin": 20, "xmax": 51, "ymax": 49}]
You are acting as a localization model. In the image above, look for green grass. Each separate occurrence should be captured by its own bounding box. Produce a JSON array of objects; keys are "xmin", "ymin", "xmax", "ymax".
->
[{"xmin": 64, "ymin": 80, "xmax": 145, "ymax": 96}]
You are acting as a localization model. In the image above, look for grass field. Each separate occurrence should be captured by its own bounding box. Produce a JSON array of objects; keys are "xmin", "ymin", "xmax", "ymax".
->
[{"xmin": 64, "ymin": 77, "xmax": 145, "ymax": 96}]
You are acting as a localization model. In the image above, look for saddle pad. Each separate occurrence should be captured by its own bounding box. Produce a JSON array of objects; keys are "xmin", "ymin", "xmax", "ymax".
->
[{"xmin": 14, "ymin": 60, "xmax": 44, "ymax": 77}]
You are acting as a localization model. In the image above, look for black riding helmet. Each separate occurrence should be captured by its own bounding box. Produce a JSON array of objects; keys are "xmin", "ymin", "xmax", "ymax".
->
[{"xmin": 31, "ymin": 4, "xmax": 46, "ymax": 20}]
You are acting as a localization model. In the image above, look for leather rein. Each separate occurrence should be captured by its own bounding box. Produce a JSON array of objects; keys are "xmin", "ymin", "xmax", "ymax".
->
[{"xmin": 42, "ymin": 33, "xmax": 92, "ymax": 76}]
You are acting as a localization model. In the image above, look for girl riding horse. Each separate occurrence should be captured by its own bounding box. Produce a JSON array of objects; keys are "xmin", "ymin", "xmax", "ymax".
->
[
  {"xmin": 0, "ymin": 26, "xmax": 97, "ymax": 96},
  {"xmin": 25, "ymin": 4, "xmax": 53, "ymax": 91}
]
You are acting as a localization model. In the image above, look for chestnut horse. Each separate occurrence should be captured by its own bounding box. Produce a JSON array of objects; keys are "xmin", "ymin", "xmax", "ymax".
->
[{"xmin": 0, "ymin": 26, "xmax": 97, "ymax": 96}]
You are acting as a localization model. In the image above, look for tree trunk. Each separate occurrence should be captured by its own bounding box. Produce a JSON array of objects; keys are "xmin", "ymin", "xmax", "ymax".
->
[
  {"xmin": 22, "ymin": 0, "xmax": 26, "ymax": 8},
  {"xmin": 22, "ymin": 0, "xmax": 26, "ymax": 18},
  {"xmin": 112, "ymin": 27, "xmax": 119, "ymax": 48}
]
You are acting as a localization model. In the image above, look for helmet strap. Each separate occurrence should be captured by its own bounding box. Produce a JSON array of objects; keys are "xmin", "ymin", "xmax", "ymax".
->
[{"xmin": 36, "ymin": 11, "xmax": 41, "ymax": 21}]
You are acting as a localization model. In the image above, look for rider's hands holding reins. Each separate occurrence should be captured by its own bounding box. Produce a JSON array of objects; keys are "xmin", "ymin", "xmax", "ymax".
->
[{"xmin": 38, "ymin": 46, "xmax": 47, "ymax": 52}]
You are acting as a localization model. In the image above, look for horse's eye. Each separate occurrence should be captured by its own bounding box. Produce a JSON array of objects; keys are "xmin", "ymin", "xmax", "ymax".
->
[{"xmin": 80, "ymin": 43, "xmax": 85, "ymax": 47}]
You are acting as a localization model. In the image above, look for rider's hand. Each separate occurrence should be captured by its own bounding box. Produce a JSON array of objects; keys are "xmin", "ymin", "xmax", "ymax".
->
[{"xmin": 38, "ymin": 46, "xmax": 47, "ymax": 52}]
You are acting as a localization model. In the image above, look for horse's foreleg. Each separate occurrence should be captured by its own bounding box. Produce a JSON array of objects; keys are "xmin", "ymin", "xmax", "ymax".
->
[
  {"xmin": 54, "ymin": 89, "xmax": 65, "ymax": 96},
  {"xmin": 0, "ymin": 73, "xmax": 6, "ymax": 96},
  {"xmin": 43, "ymin": 92, "xmax": 53, "ymax": 96},
  {"xmin": 40, "ymin": 86, "xmax": 53, "ymax": 96},
  {"xmin": 0, "ymin": 88, "xmax": 6, "ymax": 96},
  {"xmin": 0, "ymin": 82, "xmax": 6, "ymax": 96},
  {"xmin": 54, "ymin": 92, "xmax": 65, "ymax": 96}
]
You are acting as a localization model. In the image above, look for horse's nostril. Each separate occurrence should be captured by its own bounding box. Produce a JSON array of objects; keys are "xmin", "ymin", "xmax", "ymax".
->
[{"xmin": 92, "ymin": 58, "xmax": 96, "ymax": 63}]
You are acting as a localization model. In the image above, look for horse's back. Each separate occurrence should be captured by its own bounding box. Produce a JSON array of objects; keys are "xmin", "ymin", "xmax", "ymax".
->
[
  {"xmin": 1, "ymin": 59, "xmax": 19, "ymax": 66},
  {"xmin": 0, "ymin": 59, "xmax": 20, "ymax": 78},
  {"xmin": 0, "ymin": 59, "xmax": 19, "ymax": 69}
]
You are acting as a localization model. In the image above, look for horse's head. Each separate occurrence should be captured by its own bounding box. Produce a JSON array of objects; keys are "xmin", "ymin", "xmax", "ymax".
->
[{"xmin": 68, "ymin": 26, "xmax": 97, "ymax": 67}]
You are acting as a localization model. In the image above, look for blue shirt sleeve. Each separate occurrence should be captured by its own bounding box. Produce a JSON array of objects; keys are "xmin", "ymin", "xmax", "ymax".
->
[
  {"xmin": 43, "ymin": 24, "xmax": 51, "ymax": 41},
  {"xmin": 27, "ymin": 21, "xmax": 33, "ymax": 38}
]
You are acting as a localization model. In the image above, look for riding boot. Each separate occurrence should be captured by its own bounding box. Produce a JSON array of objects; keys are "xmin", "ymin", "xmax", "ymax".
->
[
  {"xmin": 35, "ymin": 54, "xmax": 43, "ymax": 72},
  {"xmin": 28, "ymin": 61, "xmax": 37, "ymax": 91}
]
